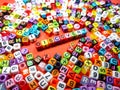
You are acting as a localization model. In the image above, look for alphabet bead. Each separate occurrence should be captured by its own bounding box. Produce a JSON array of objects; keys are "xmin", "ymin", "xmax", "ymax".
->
[
  {"xmin": 10, "ymin": 65, "xmax": 19, "ymax": 74},
  {"xmin": 34, "ymin": 71, "xmax": 44, "ymax": 81},
  {"xmin": 80, "ymin": 76, "xmax": 89, "ymax": 85},
  {"xmin": 57, "ymin": 81, "xmax": 66, "ymax": 90},
  {"xmin": 25, "ymin": 74, "xmax": 35, "ymax": 83},
  {"xmin": 5, "ymin": 78, "xmax": 15, "ymax": 89},
  {"xmin": 0, "ymin": 74, "xmax": 8, "ymax": 83},
  {"xmin": 28, "ymin": 80, "xmax": 38, "ymax": 90},
  {"xmin": 38, "ymin": 78, "xmax": 48, "ymax": 89},
  {"xmin": 45, "ymin": 64, "xmax": 54, "ymax": 72},
  {"xmin": 44, "ymin": 72, "xmax": 53, "ymax": 82}
]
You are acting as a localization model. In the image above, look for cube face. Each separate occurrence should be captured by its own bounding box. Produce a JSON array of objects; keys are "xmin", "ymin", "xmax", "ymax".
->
[
  {"xmin": 0, "ymin": 47, "xmax": 6, "ymax": 54},
  {"xmin": 15, "ymin": 38, "xmax": 22, "ymax": 43},
  {"xmin": 89, "ymin": 71, "xmax": 99, "ymax": 79},
  {"xmin": 34, "ymin": 71, "xmax": 43, "ymax": 81},
  {"xmin": 35, "ymin": 42, "xmax": 43, "ymax": 51},
  {"xmin": 27, "ymin": 60, "xmax": 34, "ymax": 67},
  {"xmin": 10, "ymin": 65, "xmax": 19, "ymax": 74},
  {"xmin": 84, "ymin": 60, "xmax": 92, "ymax": 67},
  {"xmin": 88, "ymin": 86, "xmax": 96, "ymax": 90},
  {"xmin": 80, "ymin": 86, "xmax": 88, "ymax": 90},
  {"xmin": 48, "ymin": 58, "xmax": 57, "ymax": 66},
  {"xmin": 70, "ymin": 56, "xmax": 78, "ymax": 64},
  {"xmin": 109, "ymin": 58, "xmax": 118, "ymax": 66},
  {"xmin": 34, "ymin": 55, "xmax": 42, "ymax": 64},
  {"xmin": 29, "ymin": 66, "xmax": 37, "ymax": 74},
  {"xmin": 16, "ymin": 56, "xmax": 25, "ymax": 64},
  {"xmin": 47, "ymin": 38, "xmax": 54, "ymax": 46},
  {"xmin": 98, "ymin": 48, "xmax": 106, "ymax": 56},
  {"xmin": 20, "ymin": 48, "xmax": 29, "ymax": 55},
  {"xmin": 8, "ymin": 33, "xmax": 16, "ymax": 39},
  {"xmin": 1, "ymin": 60, "xmax": 9, "ymax": 67},
  {"xmin": 44, "ymin": 72, "xmax": 53, "ymax": 82},
  {"xmin": 113, "ymin": 71, "xmax": 120, "ymax": 78},
  {"xmin": 45, "ymin": 28, "xmax": 53, "ymax": 36},
  {"xmin": 81, "ymin": 65, "xmax": 90, "ymax": 75},
  {"xmin": 67, "ymin": 79, "xmax": 76, "ymax": 88},
  {"xmin": 97, "ymin": 81, "xmax": 105, "ymax": 88},
  {"xmin": 28, "ymin": 80, "xmax": 38, "ymax": 90},
  {"xmin": 105, "ymin": 52, "xmax": 112, "ymax": 60},
  {"xmin": 41, "ymin": 39, "xmax": 49, "ymax": 48},
  {"xmin": 94, "ymin": 60, "xmax": 102, "ymax": 67},
  {"xmin": 53, "ymin": 27, "xmax": 60, "ymax": 35},
  {"xmin": 60, "ymin": 66, "xmax": 68, "ymax": 74},
  {"xmin": 57, "ymin": 81, "xmax": 66, "ymax": 90},
  {"xmin": 47, "ymin": 86, "xmax": 56, "ymax": 90},
  {"xmin": 45, "ymin": 64, "xmax": 53, "ymax": 72},
  {"xmin": 25, "ymin": 74, "xmax": 35, "ymax": 83},
  {"xmin": 58, "ymin": 73, "xmax": 66, "ymax": 81},
  {"xmin": 72, "ymin": 51, "xmax": 79, "ymax": 57},
  {"xmin": 26, "ymin": 53, "xmax": 34, "ymax": 60},
  {"xmin": 63, "ymin": 52, "xmax": 71, "ymax": 59},
  {"xmin": 67, "ymin": 47, "xmax": 74, "ymax": 53},
  {"xmin": 73, "ymin": 65, "xmax": 81, "ymax": 74},
  {"xmin": 54, "ymin": 36, "xmax": 61, "ymax": 44},
  {"xmin": 38, "ymin": 61, "xmax": 46, "ymax": 71},
  {"xmin": 67, "ymin": 23, "xmax": 73, "ymax": 31},
  {"xmin": 60, "ymin": 58, "xmax": 68, "ymax": 66},
  {"xmin": 9, "ymin": 59, "xmax": 17, "ymax": 66},
  {"xmin": 112, "ymin": 47, "xmax": 119, "ymax": 54},
  {"xmin": 106, "ymin": 84, "xmax": 112, "ymax": 90},
  {"xmin": 114, "ymin": 78, "xmax": 120, "ymax": 87},
  {"xmin": 82, "ymin": 46, "xmax": 89, "ymax": 52},
  {"xmin": 80, "ymin": 76, "xmax": 89, "ymax": 85},
  {"xmin": 88, "ymin": 78, "xmax": 97, "ymax": 87},
  {"xmin": 13, "ymin": 43, "xmax": 21, "ymax": 50},
  {"xmin": 39, "ymin": 78, "xmax": 48, "ymax": 89},
  {"xmin": 0, "ymin": 74, "xmax": 8, "ymax": 83},
  {"xmin": 59, "ymin": 34, "xmax": 67, "ymax": 42},
  {"xmin": 5, "ymin": 78, "xmax": 15, "ymax": 89},
  {"xmin": 98, "ymin": 67, "xmax": 106, "ymax": 75},
  {"xmin": 67, "ymin": 70, "xmax": 75, "ymax": 79},
  {"xmin": 91, "ymin": 65, "xmax": 99, "ymax": 71},
  {"xmin": 61, "ymin": 25, "xmax": 68, "ymax": 32},
  {"xmin": 106, "ymin": 76, "xmax": 113, "ymax": 84},
  {"xmin": 51, "ymin": 69, "xmax": 59, "ymax": 78},
  {"xmin": 70, "ymin": 31, "xmax": 77, "ymax": 38},
  {"xmin": 14, "ymin": 74, "xmax": 23, "ymax": 83},
  {"xmin": 54, "ymin": 53, "xmax": 61, "ymax": 61},
  {"xmin": 19, "ymin": 62, "xmax": 27, "ymax": 70},
  {"xmin": 106, "ymin": 68, "xmax": 113, "ymax": 76},
  {"xmin": 2, "ymin": 67, "xmax": 11, "ymax": 74},
  {"xmin": 75, "ymin": 46, "xmax": 82, "ymax": 53},
  {"xmin": 102, "ymin": 62, "xmax": 110, "ymax": 68},
  {"xmin": 75, "ymin": 60, "xmax": 83, "ymax": 67},
  {"xmin": 1, "ymin": 41, "xmax": 9, "ymax": 47},
  {"xmin": 84, "ymin": 52, "xmax": 92, "ymax": 59},
  {"xmin": 54, "ymin": 61, "xmax": 62, "ymax": 70}
]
